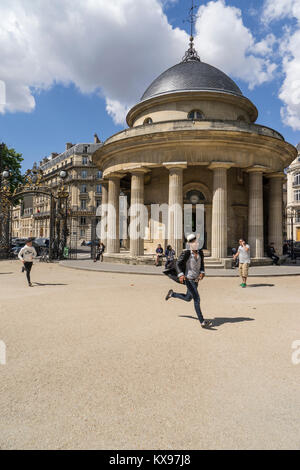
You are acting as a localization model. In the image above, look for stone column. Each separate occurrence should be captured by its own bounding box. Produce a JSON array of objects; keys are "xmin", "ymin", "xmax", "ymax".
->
[
  {"xmin": 100, "ymin": 180, "xmax": 108, "ymax": 247},
  {"xmin": 209, "ymin": 163, "xmax": 231, "ymax": 259},
  {"xmin": 247, "ymin": 167, "xmax": 265, "ymax": 258},
  {"xmin": 267, "ymin": 173, "xmax": 284, "ymax": 255},
  {"xmin": 130, "ymin": 169, "xmax": 147, "ymax": 257},
  {"xmin": 205, "ymin": 204, "xmax": 212, "ymax": 253},
  {"xmin": 164, "ymin": 162, "xmax": 187, "ymax": 256},
  {"xmin": 107, "ymin": 173, "xmax": 122, "ymax": 254}
]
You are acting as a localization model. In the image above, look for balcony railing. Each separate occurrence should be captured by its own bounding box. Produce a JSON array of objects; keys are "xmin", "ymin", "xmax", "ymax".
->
[{"xmin": 71, "ymin": 205, "xmax": 96, "ymax": 213}]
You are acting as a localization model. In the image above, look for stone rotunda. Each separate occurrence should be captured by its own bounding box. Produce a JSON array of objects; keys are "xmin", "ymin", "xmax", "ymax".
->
[{"xmin": 93, "ymin": 39, "xmax": 297, "ymax": 265}]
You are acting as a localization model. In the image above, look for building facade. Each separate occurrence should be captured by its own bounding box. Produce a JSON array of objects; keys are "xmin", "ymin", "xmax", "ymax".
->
[
  {"xmin": 12, "ymin": 136, "xmax": 103, "ymax": 243},
  {"xmin": 93, "ymin": 40, "xmax": 297, "ymax": 262},
  {"xmin": 286, "ymin": 143, "xmax": 300, "ymax": 241}
]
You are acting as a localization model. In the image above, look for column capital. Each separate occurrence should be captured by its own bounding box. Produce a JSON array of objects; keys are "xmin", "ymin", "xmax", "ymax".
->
[
  {"xmin": 107, "ymin": 172, "xmax": 124, "ymax": 180},
  {"xmin": 208, "ymin": 162, "xmax": 233, "ymax": 170},
  {"xmin": 246, "ymin": 165, "xmax": 268, "ymax": 173},
  {"xmin": 265, "ymin": 172, "xmax": 285, "ymax": 179},
  {"xmin": 129, "ymin": 167, "xmax": 149, "ymax": 175},
  {"xmin": 98, "ymin": 178, "xmax": 109, "ymax": 186},
  {"xmin": 163, "ymin": 162, "xmax": 187, "ymax": 170}
]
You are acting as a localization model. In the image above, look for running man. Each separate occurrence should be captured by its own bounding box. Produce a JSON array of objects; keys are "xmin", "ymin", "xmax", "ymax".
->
[
  {"xmin": 18, "ymin": 238, "xmax": 37, "ymax": 287},
  {"xmin": 164, "ymin": 234, "xmax": 212, "ymax": 328},
  {"xmin": 233, "ymin": 239, "xmax": 250, "ymax": 287}
]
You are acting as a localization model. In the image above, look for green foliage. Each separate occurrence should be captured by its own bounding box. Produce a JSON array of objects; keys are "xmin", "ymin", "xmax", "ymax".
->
[{"xmin": 0, "ymin": 143, "xmax": 24, "ymax": 193}]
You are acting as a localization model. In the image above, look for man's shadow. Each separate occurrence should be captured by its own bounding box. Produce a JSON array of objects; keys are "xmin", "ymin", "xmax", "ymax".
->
[
  {"xmin": 33, "ymin": 282, "xmax": 68, "ymax": 286},
  {"xmin": 178, "ymin": 315, "xmax": 254, "ymax": 330},
  {"xmin": 0, "ymin": 272, "xmax": 13, "ymax": 275},
  {"xmin": 247, "ymin": 283, "xmax": 274, "ymax": 287}
]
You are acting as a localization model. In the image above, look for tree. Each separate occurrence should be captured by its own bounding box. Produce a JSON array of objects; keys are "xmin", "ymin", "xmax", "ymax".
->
[{"xmin": 0, "ymin": 142, "xmax": 24, "ymax": 193}]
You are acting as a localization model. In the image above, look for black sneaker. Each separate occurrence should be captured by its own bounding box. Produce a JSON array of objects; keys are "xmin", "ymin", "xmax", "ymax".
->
[
  {"xmin": 201, "ymin": 319, "xmax": 213, "ymax": 328},
  {"xmin": 28, "ymin": 283, "xmax": 33, "ymax": 287},
  {"xmin": 165, "ymin": 289, "xmax": 173, "ymax": 301}
]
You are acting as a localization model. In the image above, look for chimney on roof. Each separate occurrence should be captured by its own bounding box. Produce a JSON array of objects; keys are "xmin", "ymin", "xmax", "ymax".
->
[
  {"xmin": 94, "ymin": 133, "xmax": 101, "ymax": 144},
  {"xmin": 51, "ymin": 152, "xmax": 58, "ymax": 159},
  {"xmin": 66, "ymin": 142, "xmax": 73, "ymax": 150}
]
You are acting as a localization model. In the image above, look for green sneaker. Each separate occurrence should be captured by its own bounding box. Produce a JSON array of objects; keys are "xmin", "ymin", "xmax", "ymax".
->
[{"xmin": 242, "ymin": 283, "xmax": 246, "ymax": 288}]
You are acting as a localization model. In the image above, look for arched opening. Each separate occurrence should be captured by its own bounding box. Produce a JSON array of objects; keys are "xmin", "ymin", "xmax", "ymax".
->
[
  {"xmin": 143, "ymin": 117, "xmax": 153, "ymax": 125},
  {"xmin": 184, "ymin": 189, "xmax": 207, "ymax": 249},
  {"xmin": 187, "ymin": 110, "xmax": 204, "ymax": 120}
]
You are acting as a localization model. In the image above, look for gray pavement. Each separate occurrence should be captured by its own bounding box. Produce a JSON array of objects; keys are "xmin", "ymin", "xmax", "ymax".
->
[{"xmin": 60, "ymin": 259, "xmax": 300, "ymax": 277}]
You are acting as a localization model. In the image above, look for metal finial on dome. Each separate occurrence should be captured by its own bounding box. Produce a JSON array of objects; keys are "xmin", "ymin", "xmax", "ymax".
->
[
  {"xmin": 182, "ymin": 0, "xmax": 201, "ymax": 62},
  {"xmin": 182, "ymin": 35, "xmax": 201, "ymax": 62}
]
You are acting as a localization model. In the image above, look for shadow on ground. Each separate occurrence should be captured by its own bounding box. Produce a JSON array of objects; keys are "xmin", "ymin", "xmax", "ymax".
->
[
  {"xmin": 247, "ymin": 283, "xmax": 274, "ymax": 287},
  {"xmin": 0, "ymin": 272, "xmax": 13, "ymax": 275},
  {"xmin": 33, "ymin": 282, "xmax": 68, "ymax": 286},
  {"xmin": 179, "ymin": 315, "xmax": 254, "ymax": 329}
]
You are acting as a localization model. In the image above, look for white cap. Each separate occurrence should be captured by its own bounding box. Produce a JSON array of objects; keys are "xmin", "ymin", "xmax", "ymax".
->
[{"xmin": 187, "ymin": 234, "xmax": 197, "ymax": 242}]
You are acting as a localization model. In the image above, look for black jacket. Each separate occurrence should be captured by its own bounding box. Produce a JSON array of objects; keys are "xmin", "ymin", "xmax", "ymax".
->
[{"xmin": 163, "ymin": 249, "xmax": 205, "ymax": 284}]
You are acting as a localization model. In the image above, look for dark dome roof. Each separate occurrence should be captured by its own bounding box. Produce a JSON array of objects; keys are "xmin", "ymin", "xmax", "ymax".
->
[{"xmin": 141, "ymin": 60, "xmax": 243, "ymax": 101}]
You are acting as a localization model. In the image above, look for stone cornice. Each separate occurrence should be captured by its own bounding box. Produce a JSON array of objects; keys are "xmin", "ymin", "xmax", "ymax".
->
[{"xmin": 209, "ymin": 162, "xmax": 233, "ymax": 170}]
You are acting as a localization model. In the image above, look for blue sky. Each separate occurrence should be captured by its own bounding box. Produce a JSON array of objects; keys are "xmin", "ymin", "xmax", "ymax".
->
[{"xmin": 0, "ymin": 0, "xmax": 299, "ymax": 171}]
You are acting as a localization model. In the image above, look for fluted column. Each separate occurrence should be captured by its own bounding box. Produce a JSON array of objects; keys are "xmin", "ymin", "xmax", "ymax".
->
[
  {"xmin": 247, "ymin": 167, "xmax": 265, "ymax": 258},
  {"xmin": 209, "ymin": 163, "xmax": 231, "ymax": 258},
  {"xmin": 100, "ymin": 180, "xmax": 108, "ymax": 247},
  {"xmin": 130, "ymin": 169, "xmax": 147, "ymax": 257},
  {"xmin": 164, "ymin": 162, "xmax": 186, "ymax": 257},
  {"xmin": 107, "ymin": 173, "xmax": 122, "ymax": 254},
  {"xmin": 267, "ymin": 173, "xmax": 284, "ymax": 255}
]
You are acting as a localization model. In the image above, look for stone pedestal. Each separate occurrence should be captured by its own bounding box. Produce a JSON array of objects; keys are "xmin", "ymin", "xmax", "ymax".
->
[
  {"xmin": 248, "ymin": 168, "xmax": 265, "ymax": 258},
  {"xmin": 268, "ymin": 173, "xmax": 284, "ymax": 255},
  {"xmin": 107, "ymin": 174, "xmax": 122, "ymax": 254},
  {"xmin": 209, "ymin": 163, "xmax": 231, "ymax": 258}
]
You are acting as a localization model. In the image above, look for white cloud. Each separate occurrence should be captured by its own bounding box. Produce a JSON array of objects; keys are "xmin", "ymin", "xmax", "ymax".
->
[
  {"xmin": 0, "ymin": 0, "xmax": 278, "ymax": 125},
  {"xmin": 194, "ymin": 0, "xmax": 277, "ymax": 90},
  {"xmin": 263, "ymin": 0, "xmax": 300, "ymax": 130}
]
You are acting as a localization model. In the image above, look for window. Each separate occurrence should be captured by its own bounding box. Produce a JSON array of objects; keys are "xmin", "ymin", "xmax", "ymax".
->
[
  {"xmin": 80, "ymin": 229, "xmax": 85, "ymax": 238},
  {"xmin": 296, "ymin": 211, "xmax": 300, "ymax": 223},
  {"xmin": 294, "ymin": 189, "xmax": 300, "ymax": 201},
  {"xmin": 82, "ymin": 156, "xmax": 88, "ymax": 165},
  {"xmin": 96, "ymin": 199, "xmax": 101, "ymax": 208},
  {"xmin": 97, "ymin": 170, "xmax": 102, "ymax": 179},
  {"xmin": 81, "ymin": 184, "xmax": 87, "ymax": 193},
  {"xmin": 80, "ymin": 217, "xmax": 86, "ymax": 225},
  {"xmin": 143, "ymin": 117, "xmax": 153, "ymax": 125},
  {"xmin": 83, "ymin": 146, "xmax": 88, "ymax": 154},
  {"xmin": 96, "ymin": 185, "xmax": 102, "ymax": 194},
  {"xmin": 81, "ymin": 170, "xmax": 87, "ymax": 179},
  {"xmin": 294, "ymin": 173, "xmax": 300, "ymax": 186},
  {"xmin": 80, "ymin": 200, "xmax": 87, "ymax": 210},
  {"xmin": 188, "ymin": 110, "xmax": 204, "ymax": 120}
]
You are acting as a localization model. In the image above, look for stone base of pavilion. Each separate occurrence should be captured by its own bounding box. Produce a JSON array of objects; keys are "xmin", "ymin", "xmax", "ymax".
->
[{"xmin": 103, "ymin": 252, "xmax": 273, "ymax": 269}]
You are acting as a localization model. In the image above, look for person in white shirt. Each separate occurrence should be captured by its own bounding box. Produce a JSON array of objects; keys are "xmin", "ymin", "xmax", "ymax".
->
[
  {"xmin": 18, "ymin": 238, "xmax": 37, "ymax": 287},
  {"xmin": 233, "ymin": 239, "xmax": 250, "ymax": 288}
]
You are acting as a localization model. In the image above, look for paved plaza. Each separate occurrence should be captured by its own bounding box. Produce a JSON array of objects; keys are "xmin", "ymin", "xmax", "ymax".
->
[{"xmin": 0, "ymin": 260, "xmax": 300, "ymax": 449}]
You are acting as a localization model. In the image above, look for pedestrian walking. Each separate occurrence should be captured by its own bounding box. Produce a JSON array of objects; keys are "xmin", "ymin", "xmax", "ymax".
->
[
  {"xmin": 233, "ymin": 239, "xmax": 250, "ymax": 287},
  {"xmin": 18, "ymin": 237, "xmax": 37, "ymax": 287},
  {"xmin": 164, "ymin": 234, "xmax": 212, "ymax": 329}
]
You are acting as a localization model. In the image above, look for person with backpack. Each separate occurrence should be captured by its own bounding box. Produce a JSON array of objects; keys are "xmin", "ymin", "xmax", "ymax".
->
[{"xmin": 164, "ymin": 234, "xmax": 212, "ymax": 329}]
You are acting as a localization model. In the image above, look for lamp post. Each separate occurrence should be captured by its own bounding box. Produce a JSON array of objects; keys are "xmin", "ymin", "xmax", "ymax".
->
[
  {"xmin": 56, "ymin": 170, "xmax": 69, "ymax": 259},
  {"xmin": 0, "ymin": 151, "xmax": 12, "ymax": 259},
  {"xmin": 286, "ymin": 206, "xmax": 296, "ymax": 262}
]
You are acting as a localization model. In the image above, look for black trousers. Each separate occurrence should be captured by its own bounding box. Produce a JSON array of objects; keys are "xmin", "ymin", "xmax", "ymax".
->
[{"xmin": 24, "ymin": 262, "xmax": 33, "ymax": 284}]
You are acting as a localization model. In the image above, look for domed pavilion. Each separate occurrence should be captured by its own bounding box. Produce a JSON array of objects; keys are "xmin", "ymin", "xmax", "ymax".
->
[{"xmin": 93, "ymin": 38, "xmax": 297, "ymax": 265}]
